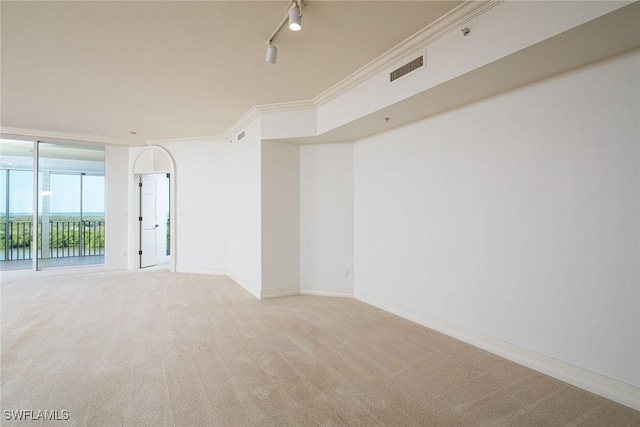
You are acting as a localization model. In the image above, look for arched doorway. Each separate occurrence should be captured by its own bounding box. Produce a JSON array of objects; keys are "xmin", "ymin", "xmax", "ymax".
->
[{"xmin": 132, "ymin": 146, "xmax": 176, "ymax": 272}]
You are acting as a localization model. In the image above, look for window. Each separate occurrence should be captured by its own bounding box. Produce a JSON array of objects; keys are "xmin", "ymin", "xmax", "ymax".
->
[{"xmin": 0, "ymin": 139, "xmax": 105, "ymax": 271}]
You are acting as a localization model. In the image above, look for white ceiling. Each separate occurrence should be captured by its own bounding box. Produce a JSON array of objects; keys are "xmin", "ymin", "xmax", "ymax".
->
[{"xmin": 1, "ymin": 1, "xmax": 461, "ymax": 143}]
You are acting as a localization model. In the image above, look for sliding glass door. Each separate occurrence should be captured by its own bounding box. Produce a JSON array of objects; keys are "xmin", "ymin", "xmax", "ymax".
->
[
  {"xmin": 0, "ymin": 139, "xmax": 35, "ymax": 271},
  {"xmin": 0, "ymin": 139, "xmax": 105, "ymax": 271},
  {"xmin": 37, "ymin": 143, "xmax": 105, "ymax": 269}
]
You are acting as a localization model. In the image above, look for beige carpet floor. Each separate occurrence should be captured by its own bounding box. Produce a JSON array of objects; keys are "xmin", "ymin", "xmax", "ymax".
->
[{"xmin": 1, "ymin": 270, "xmax": 639, "ymax": 426}]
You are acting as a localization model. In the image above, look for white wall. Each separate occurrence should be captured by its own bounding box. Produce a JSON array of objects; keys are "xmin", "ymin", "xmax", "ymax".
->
[
  {"xmin": 126, "ymin": 124, "xmax": 263, "ymax": 298},
  {"xmin": 104, "ymin": 145, "xmax": 129, "ymax": 268},
  {"xmin": 226, "ymin": 118, "xmax": 263, "ymax": 297},
  {"xmin": 353, "ymin": 50, "xmax": 640, "ymax": 387},
  {"xmin": 162, "ymin": 141, "xmax": 228, "ymax": 274},
  {"xmin": 261, "ymin": 140, "xmax": 300, "ymax": 295},
  {"xmin": 300, "ymin": 143, "xmax": 354, "ymax": 296},
  {"xmin": 261, "ymin": 108, "xmax": 317, "ymax": 140}
]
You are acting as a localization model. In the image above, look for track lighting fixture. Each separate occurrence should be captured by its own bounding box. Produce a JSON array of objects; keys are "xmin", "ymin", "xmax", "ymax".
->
[
  {"xmin": 288, "ymin": 5, "xmax": 302, "ymax": 31},
  {"xmin": 265, "ymin": 0, "xmax": 304, "ymax": 64},
  {"xmin": 265, "ymin": 43, "xmax": 278, "ymax": 64}
]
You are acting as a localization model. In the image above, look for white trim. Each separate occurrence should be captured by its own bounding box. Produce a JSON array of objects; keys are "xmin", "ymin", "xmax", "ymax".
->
[
  {"xmin": 223, "ymin": 102, "xmax": 316, "ymax": 145},
  {"xmin": 225, "ymin": 107, "xmax": 260, "ymax": 143},
  {"xmin": 131, "ymin": 146, "xmax": 177, "ymax": 272},
  {"xmin": 313, "ymin": 0, "xmax": 501, "ymax": 107},
  {"xmin": 256, "ymin": 100, "xmax": 316, "ymax": 114},
  {"xmin": 5, "ymin": 2, "xmax": 499, "ymax": 147},
  {"xmin": 354, "ymin": 290, "xmax": 640, "ymax": 411},
  {"xmin": 0, "ymin": 127, "xmax": 140, "ymax": 146},
  {"xmin": 145, "ymin": 135, "xmax": 228, "ymax": 145},
  {"xmin": 175, "ymin": 268, "xmax": 228, "ymax": 276},
  {"xmin": 226, "ymin": 272, "xmax": 261, "ymax": 300},
  {"xmin": 261, "ymin": 286, "xmax": 300, "ymax": 299},
  {"xmin": 300, "ymin": 286, "xmax": 353, "ymax": 298},
  {"xmin": 141, "ymin": 1, "xmax": 500, "ymax": 145}
]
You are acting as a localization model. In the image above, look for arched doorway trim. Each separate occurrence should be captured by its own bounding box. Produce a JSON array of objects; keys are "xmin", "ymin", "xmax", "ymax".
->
[{"xmin": 132, "ymin": 146, "xmax": 176, "ymax": 272}]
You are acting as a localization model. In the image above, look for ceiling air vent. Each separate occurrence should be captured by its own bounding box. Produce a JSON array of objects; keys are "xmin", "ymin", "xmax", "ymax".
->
[
  {"xmin": 390, "ymin": 55, "xmax": 424, "ymax": 82},
  {"xmin": 237, "ymin": 131, "xmax": 245, "ymax": 141}
]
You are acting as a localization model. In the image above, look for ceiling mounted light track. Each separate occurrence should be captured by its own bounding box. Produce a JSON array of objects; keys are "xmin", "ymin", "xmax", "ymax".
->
[{"xmin": 265, "ymin": 0, "xmax": 305, "ymax": 64}]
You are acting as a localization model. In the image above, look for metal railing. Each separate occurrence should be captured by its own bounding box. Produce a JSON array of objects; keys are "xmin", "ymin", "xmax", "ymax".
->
[{"xmin": 1, "ymin": 220, "xmax": 105, "ymax": 261}]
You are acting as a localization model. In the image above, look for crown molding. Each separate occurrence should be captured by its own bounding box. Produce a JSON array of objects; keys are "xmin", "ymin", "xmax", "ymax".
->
[
  {"xmin": 225, "ymin": 106, "xmax": 260, "ymax": 141},
  {"xmin": 145, "ymin": 1, "xmax": 500, "ymax": 145},
  {"xmin": 312, "ymin": 0, "xmax": 502, "ymax": 107},
  {"xmin": 0, "ymin": 126, "xmax": 141, "ymax": 146},
  {"xmin": 255, "ymin": 100, "xmax": 316, "ymax": 114},
  {"xmin": 3, "ymin": 1, "xmax": 500, "ymax": 147},
  {"xmin": 225, "ymin": 0, "xmax": 500, "ymax": 138},
  {"xmin": 145, "ymin": 134, "xmax": 228, "ymax": 145}
]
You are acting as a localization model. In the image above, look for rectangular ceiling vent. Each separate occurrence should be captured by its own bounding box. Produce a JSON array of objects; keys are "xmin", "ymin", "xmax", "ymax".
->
[
  {"xmin": 390, "ymin": 55, "xmax": 424, "ymax": 82},
  {"xmin": 237, "ymin": 131, "xmax": 245, "ymax": 141}
]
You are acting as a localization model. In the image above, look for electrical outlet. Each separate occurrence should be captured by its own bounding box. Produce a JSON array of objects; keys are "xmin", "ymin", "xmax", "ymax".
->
[{"xmin": 344, "ymin": 270, "xmax": 351, "ymax": 278}]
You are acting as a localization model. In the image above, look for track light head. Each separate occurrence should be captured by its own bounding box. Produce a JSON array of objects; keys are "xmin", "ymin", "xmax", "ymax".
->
[
  {"xmin": 288, "ymin": 5, "xmax": 302, "ymax": 31},
  {"xmin": 265, "ymin": 43, "xmax": 278, "ymax": 64}
]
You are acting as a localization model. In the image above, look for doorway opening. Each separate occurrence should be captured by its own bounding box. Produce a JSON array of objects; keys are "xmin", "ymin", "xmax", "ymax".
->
[
  {"xmin": 137, "ymin": 173, "xmax": 170, "ymax": 268},
  {"xmin": 131, "ymin": 146, "xmax": 176, "ymax": 271}
]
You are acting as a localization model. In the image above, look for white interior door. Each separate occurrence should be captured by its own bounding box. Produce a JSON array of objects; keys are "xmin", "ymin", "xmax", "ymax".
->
[{"xmin": 140, "ymin": 174, "xmax": 168, "ymax": 268}]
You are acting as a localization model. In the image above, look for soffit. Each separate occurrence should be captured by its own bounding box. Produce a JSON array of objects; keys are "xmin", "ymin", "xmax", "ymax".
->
[{"xmin": 279, "ymin": 1, "xmax": 640, "ymax": 144}]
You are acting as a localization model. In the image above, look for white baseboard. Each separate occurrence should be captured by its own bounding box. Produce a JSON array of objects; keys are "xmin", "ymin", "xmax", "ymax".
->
[
  {"xmin": 300, "ymin": 286, "xmax": 353, "ymax": 298},
  {"xmin": 354, "ymin": 290, "xmax": 640, "ymax": 411},
  {"xmin": 261, "ymin": 285, "xmax": 355, "ymax": 299},
  {"xmin": 262, "ymin": 286, "xmax": 300, "ymax": 299},
  {"xmin": 225, "ymin": 272, "xmax": 261, "ymax": 300},
  {"xmin": 176, "ymin": 268, "xmax": 227, "ymax": 276}
]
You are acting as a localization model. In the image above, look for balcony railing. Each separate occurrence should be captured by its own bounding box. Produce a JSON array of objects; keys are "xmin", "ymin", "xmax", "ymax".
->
[{"xmin": 1, "ymin": 220, "xmax": 105, "ymax": 261}]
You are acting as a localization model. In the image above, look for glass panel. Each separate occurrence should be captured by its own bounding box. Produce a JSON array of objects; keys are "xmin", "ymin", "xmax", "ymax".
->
[
  {"xmin": 82, "ymin": 175, "xmax": 105, "ymax": 257},
  {"xmin": 0, "ymin": 139, "xmax": 34, "ymax": 271},
  {"xmin": 37, "ymin": 143, "xmax": 105, "ymax": 269}
]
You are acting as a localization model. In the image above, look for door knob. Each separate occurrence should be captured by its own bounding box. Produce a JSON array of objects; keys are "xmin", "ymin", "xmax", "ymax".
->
[{"xmin": 155, "ymin": 224, "xmax": 159, "ymax": 227}]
